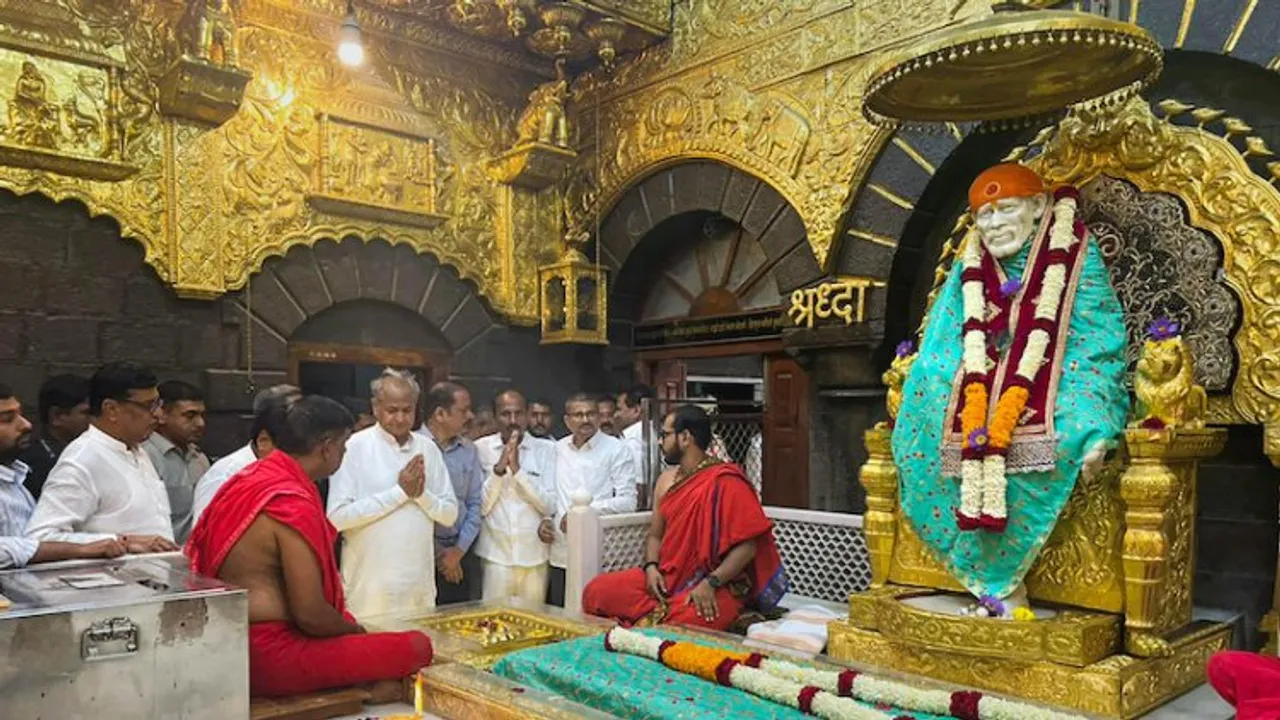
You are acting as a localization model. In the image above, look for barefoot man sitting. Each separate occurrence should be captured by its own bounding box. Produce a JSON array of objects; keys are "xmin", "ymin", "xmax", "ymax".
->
[
  {"xmin": 186, "ymin": 396, "xmax": 433, "ymax": 698},
  {"xmin": 582, "ymin": 405, "xmax": 788, "ymax": 630}
]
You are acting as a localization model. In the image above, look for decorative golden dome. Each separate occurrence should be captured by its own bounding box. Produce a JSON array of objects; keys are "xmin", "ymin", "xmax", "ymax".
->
[{"xmin": 863, "ymin": 2, "xmax": 1163, "ymax": 128}]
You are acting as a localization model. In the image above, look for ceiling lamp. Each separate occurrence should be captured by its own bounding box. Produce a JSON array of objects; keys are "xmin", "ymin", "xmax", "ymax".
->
[
  {"xmin": 337, "ymin": 0, "xmax": 364, "ymax": 67},
  {"xmin": 863, "ymin": 1, "xmax": 1162, "ymax": 129}
]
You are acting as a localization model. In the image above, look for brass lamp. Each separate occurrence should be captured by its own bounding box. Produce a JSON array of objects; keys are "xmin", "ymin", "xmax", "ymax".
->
[{"xmin": 538, "ymin": 223, "xmax": 608, "ymax": 345}]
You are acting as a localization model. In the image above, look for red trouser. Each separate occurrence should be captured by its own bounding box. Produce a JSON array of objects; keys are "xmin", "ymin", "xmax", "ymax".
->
[
  {"xmin": 249, "ymin": 621, "xmax": 433, "ymax": 697},
  {"xmin": 1207, "ymin": 651, "xmax": 1280, "ymax": 720},
  {"xmin": 582, "ymin": 568, "xmax": 745, "ymax": 632}
]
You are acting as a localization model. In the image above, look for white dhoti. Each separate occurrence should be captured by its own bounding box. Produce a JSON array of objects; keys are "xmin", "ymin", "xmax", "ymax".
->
[{"xmin": 482, "ymin": 560, "xmax": 549, "ymax": 604}]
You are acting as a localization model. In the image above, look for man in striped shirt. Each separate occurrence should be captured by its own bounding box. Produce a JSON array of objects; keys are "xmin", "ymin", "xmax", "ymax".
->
[{"xmin": 0, "ymin": 383, "xmax": 124, "ymax": 569}]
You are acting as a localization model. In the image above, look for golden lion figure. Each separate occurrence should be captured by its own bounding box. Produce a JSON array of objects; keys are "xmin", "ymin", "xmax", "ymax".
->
[
  {"xmin": 1133, "ymin": 323, "xmax": 1206, "ymax": 430},
  {"xmin": 516, "ymin": 79, "xmax": 570, "ymax": 148},
  {"xmin": 881, "ymin": 341, "xmax": 916, "ymax": 426}
]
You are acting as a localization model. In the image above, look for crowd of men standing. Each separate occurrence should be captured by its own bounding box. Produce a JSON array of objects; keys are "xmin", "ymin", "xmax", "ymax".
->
[{"xmin": 0, "ymin": 361, "xmax": 660, "ymax": 617}]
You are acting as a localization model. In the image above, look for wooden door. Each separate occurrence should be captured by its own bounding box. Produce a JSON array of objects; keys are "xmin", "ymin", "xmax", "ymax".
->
[
  {"xmin": 762, "ymin": 355, "xmax": 809, "ymax": 508},
  {"xmin": 650, "ymin": 359, "xmax": 687, "ymax": 401}
]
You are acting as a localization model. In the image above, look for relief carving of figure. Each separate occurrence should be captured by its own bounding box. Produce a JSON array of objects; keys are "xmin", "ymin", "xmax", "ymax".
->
[
  {"xmin": 9, "ymin": 61, "xmax": 61, "ymax": 149},
  {"xmin": 196, "ymin": 0, "xmax": 239, "ymax": 67},
  {"xmin": 892, "ymin": 163, "xmax": 1128, "ymax": 617},
  {"xmin": 516, "ymin": 78, "xmax": 570, "ymax": 148},
  {"xmin": 62, "ymin": 72, "xmax": 107, "ymax": 154}
]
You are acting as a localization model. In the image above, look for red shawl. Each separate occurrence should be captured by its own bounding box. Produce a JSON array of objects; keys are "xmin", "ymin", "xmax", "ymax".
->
[
  {"xmin": 185, "ymin": 450, "xmax": 347, "ymax": 617},
  {"xmin": 659, "ymin": 462, "xmax": 789, "ymax": 610}
]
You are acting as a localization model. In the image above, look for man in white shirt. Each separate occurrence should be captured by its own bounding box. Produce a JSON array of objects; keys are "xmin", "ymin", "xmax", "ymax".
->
[
  {"xmin": 142, "ymin": 380, "xmax": 210, "ymax": 544},
  {"xmin": 547, "ymin": 392, "xmax": 637, "ymax": 606},
  {"xmin": 191, "ymin": 384, "xmax": 301, "ymax": 526},
  {"xmin": 328, "ymin": 369, "xmax": 457, "ymax": 621},
  {"xmin": 616, "ymin": 384, "xmax": 658, "ymax": 498},
  {"xmin": 26, "ymin": 363, "xmax": 178, "ymax": 554},
  {"xmin": 474, "ymin": 390, "xmax": 556, "ymax": 604},
  {"xmin": 0, "ymin": 382, "xmax": 125, "ymax": 569}
]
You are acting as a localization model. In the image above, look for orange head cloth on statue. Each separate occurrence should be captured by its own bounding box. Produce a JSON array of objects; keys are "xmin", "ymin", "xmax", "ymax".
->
[{"xmin": 968, "ymin": 162, "xmax": 1047, "ymax": 213}]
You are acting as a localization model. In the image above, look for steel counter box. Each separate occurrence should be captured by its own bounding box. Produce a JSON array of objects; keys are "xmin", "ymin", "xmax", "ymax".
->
[{"xmin": 0, "ymin": 553, "xmax": 248, "ymax": 718}]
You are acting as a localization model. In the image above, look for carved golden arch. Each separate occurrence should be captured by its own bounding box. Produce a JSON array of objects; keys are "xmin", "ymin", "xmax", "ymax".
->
[
  {"xmin": 591, "ymin": 152, "xmax": 810, "ymax": 243},
  {"xmin": 1022, "ymin": 95, "xmax": 1280, "ymax": 427}
]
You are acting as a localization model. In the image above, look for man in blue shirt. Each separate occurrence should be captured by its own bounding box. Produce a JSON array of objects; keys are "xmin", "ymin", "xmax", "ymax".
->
[{"xmin": 419, "ymin": 381, "xmax": 484, "ymax": 605}]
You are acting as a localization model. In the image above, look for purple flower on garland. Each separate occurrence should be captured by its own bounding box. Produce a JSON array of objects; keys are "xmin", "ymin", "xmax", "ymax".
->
[
  {"xmin": 1147, "ymin": 316, "xmax": 1181, "ymax": 342},
  {"xmin": 977, "ymin": 594, "xmax": 1006, "ymax": 617},
  {"xmin": 966, "ymin": 428, "xmax": 989, "ymax": 451},
  {"xmin": 998, "ymin": 277, "xmax": 1021, "ymax": 299},
  {"xmin": 895, "ymin": 340, "xmax": 915, "ymax": 359}
]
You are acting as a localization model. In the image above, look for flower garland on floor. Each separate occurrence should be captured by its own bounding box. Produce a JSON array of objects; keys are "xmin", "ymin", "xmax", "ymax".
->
[
  {"xmin": 604, "ymin": 627, "xmax": 1087, "ymax": 720},
  {"xmin": 956, "ymin": 188, "xmax": 1083, "ymax": 533}
]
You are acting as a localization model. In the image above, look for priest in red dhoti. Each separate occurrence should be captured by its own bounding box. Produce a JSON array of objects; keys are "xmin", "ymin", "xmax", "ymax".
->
[
  {"xmin": 582, "ymin": 405, "xmax": 787, "ymax": 631},
  {"xmin": 186, "ymin": 395, "xmax": 433, "ymax": 698},
  {"xmin": 1207, "ymin": 650, "xmax": 1280, "ymax": 720}
]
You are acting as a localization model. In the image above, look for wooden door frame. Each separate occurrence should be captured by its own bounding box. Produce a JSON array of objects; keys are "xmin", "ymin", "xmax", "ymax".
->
[
  {"xmin": 287, "ymin": 342, "xmax": 452, "ymax": 386},
  {"xmin": 634, "ymin": 338, "xmax": 784, "ymax": 382}
]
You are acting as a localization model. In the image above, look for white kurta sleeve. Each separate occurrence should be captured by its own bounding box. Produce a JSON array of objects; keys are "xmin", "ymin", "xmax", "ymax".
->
[
  {"xmin": 416, "ymin": 451, "xmax": 459, "ymax": 526},
  {"xmin": 480, "ymin": 472, "xmax": 508, "ymax": 517},
  {"xmin": 326, "ymin": 461, "xmax": 411, "ymax": 533},
  {"xmin": 592, "ymin": 445, "xmax": 637, "ymax": 515},
  {"xmin": 25, "ymin": 461, "xmax": 115, "ymax": 543}
]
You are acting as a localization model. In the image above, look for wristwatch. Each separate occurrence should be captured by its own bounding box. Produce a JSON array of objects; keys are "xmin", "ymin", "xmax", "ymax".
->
[{"xmin": 706, "ymin": 575, "xmax": 724, "ymax": 590}]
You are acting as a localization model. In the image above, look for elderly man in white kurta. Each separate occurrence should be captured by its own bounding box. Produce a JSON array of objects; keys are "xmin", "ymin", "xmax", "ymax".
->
[
  {"xmin": 327, "ymin": 369, "xmax": 457, "ymax": 621},
  {"xmin": 547, "ymin": 392, "xmax": 637, "ymax": 607},
  {"xmin": 475, "ymin": 390, "xmax": 557, "ymax": 604}
]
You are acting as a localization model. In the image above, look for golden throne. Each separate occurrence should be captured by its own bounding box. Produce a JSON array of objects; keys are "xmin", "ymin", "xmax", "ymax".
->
[{"xmin": 826, "ymin": 94, "xmax": 1280, "ymax": 719}]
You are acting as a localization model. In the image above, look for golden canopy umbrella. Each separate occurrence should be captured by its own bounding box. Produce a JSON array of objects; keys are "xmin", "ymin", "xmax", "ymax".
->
[{"xmin": 863, "ymin": 1, "xmax": 1163, "ymax": 129}]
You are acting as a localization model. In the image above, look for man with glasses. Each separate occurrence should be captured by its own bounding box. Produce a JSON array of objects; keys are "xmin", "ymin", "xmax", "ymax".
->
[
  {"xmin": 547, "ymin": 392, "xmax": 636, "ymax": 606},
  {"xmin": 26, "ymin": 362, "xmax": 178, "ymax": 553}
]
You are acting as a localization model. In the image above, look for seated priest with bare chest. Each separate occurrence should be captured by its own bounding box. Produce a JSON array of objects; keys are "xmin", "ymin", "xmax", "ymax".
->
[
  {"xmin": 187, "ymin": 396, "xmax": 433, "ymax": 698},
  {"xmin": 583, "ymin": 405, "xmax": 787, "ymax": 630},
  {"xmin": 891, "ymin": 163, "xmax": 1128, "ymax": 616}
]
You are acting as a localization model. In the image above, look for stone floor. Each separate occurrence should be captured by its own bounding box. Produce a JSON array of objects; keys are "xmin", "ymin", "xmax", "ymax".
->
[{"xmin": 339, "ymin": 684, "xmax": 1233, "ymax": 719}]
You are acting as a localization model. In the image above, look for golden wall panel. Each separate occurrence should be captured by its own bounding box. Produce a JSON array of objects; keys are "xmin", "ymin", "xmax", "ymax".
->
[{"xmin": 572, "ymin": 0, "xmax": 973, "ymax": 268}]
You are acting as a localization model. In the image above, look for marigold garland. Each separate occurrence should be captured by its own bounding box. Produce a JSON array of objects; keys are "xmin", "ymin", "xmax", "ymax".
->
[
  {"xmin": 987, "ymin": 386, "xmax": 1029, "ymax": 450},
  {"xmin": 604, "ymin": 628, "xmax": 1089, "ymax": 720},
  {"xmin": 954, "ymin": 189, "xmax": 1082, "ymax": 536}
]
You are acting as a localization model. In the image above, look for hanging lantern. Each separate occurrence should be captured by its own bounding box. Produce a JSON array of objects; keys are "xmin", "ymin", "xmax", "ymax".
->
[{"xmin": 538, "ymin": 228, "xmax": 608, "ymax": 345}]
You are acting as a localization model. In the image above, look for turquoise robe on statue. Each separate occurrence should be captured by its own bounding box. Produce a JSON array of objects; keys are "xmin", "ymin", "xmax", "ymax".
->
[{"xmin": 892, "ymin": 239, "xmax": 1128, "ymax": 599}]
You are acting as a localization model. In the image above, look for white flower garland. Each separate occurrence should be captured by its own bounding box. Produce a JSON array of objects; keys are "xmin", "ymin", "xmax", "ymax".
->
[
  {"xmin": 957, "ymin": 194, "xmax": 1080, "ymax": 528},
  {"xmin": 604, "ymin": 628, "xmax": 1090, "ymax": 720}
]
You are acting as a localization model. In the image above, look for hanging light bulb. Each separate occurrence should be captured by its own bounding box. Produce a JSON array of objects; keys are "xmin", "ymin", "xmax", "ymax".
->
[{"xmin": 337, "ymin": 0, "xmax": 364, "ymax": 67}]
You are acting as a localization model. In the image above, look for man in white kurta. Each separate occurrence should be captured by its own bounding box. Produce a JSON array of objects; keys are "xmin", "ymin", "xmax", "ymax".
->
[
  {"xmin": 547, "ymin": 393, "xmax": 637, "ymax": 607},
  {"xmin": 475, "ymin": 390, "xmax": 557, "ymax": 604},
  {"xmin": 327, "ymin": 370, "xmax": 457, "ymax": 621}
]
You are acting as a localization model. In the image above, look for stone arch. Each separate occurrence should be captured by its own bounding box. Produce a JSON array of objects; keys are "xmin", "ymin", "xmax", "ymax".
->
[
  {"xmin": 229, "ymin": 237, "xmax": 499, "ymax": 370},
  {"xmin": 835, "ymin": 2, "xmax": 1280, "ymax": 356},
  {"xmin": 596, "ymin": 161, "xmax": 822, "ymax": 341}
]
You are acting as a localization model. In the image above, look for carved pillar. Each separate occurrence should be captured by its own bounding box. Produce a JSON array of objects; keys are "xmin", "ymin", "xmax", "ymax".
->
[
  {"xmin": 860, "ymin": 425, "xmax": 898, "ymax": 588},
  {"xmin": 1120, "ymin": 426, "xmax": 1225, "ymax": 657}
]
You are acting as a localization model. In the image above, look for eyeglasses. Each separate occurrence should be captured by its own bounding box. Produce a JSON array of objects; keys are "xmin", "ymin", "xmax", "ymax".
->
[
  {"xmin": 116, "ymin": 397, "xmax": 161, "ymax": 412},
  {"xmin": 566, "ymin": 411, "xmax": 598, "ymax": 420}
]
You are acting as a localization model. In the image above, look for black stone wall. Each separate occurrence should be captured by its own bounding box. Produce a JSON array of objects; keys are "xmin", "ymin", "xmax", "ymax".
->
[{"xmin": 0, "ymin": 190, "xmax": 608, "ymax": 457}]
